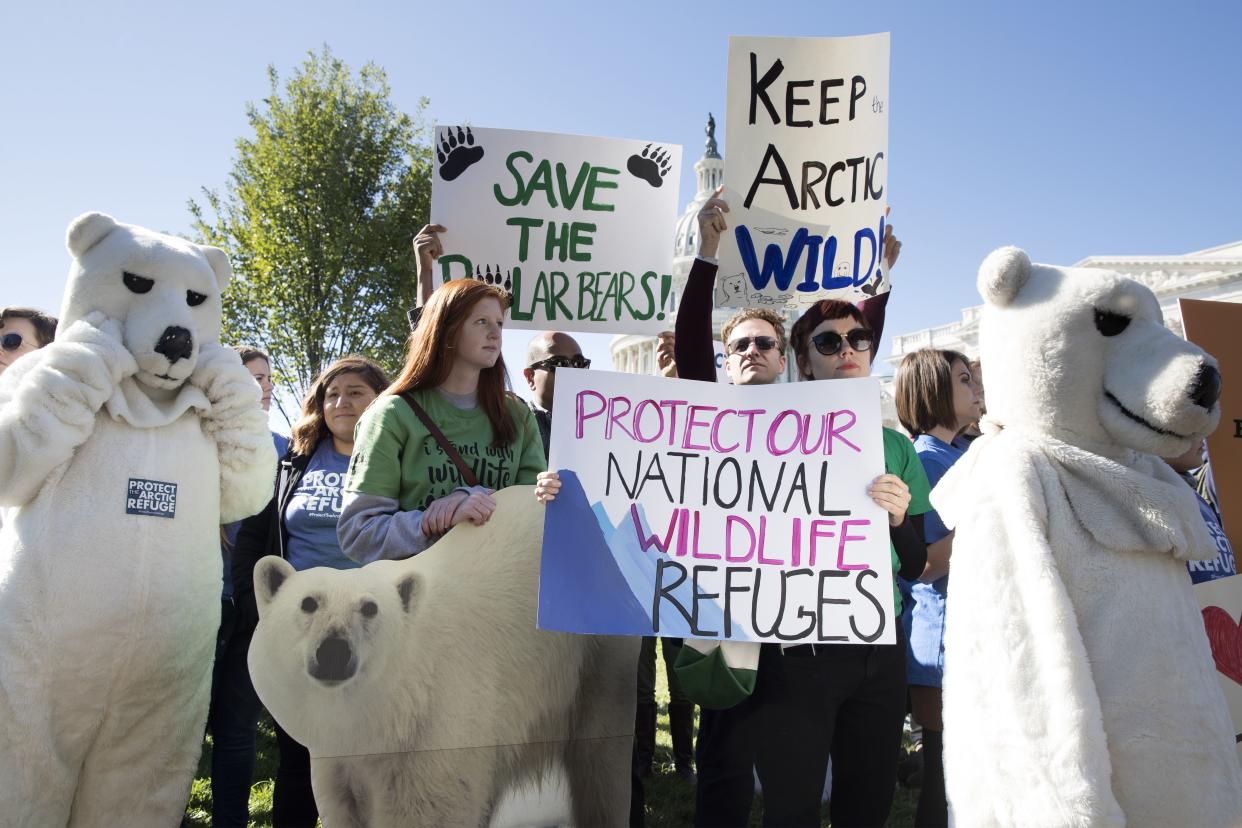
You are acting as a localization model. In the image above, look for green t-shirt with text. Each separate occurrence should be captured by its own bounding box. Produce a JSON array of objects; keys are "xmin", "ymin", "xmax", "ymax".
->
[{"xmin": 345, "ymin": 390, "xmax": 546, "ymax": 510}]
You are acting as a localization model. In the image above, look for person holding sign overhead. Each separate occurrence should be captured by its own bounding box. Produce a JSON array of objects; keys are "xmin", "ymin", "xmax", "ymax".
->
[{"xmin": 671, "ymin": 188, "xmax": 928, "ymax": 828}]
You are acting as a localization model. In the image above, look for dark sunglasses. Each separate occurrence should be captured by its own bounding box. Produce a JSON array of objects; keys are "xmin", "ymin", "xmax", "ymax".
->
[
  {"xmin": 810, "ymin": 328, "xmax": 873, "ymax": 356},
  {"xmin": 529, "ymin": 354, "xmax": 591, "ymax": 372},
  {"xmin": 2, "ymin": 332, "xmax": 25, "ymax": 351},
  {"xmin": 726, "ymin": 335, "xmax": 781, "ymax": 356}
]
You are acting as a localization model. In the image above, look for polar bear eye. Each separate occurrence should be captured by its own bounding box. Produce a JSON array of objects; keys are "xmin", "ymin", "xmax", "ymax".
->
[
  {"xmin": 1094, "ymin": 309, "xmax": 1131, "ymax": 337},
  {"xmin": 360, "ymin": 600, "xmax": 379, "ymax": 619},
  {"xmin": 186, "ymin": 290, "xmax": 208, "ymax": 307},
  {"xmin": 301, "ymin": 596, "xmax": 319, "ymax": 613},
  {"xmin": 122, "ymin": 271, "xmax": 154, "ymax": 294}
]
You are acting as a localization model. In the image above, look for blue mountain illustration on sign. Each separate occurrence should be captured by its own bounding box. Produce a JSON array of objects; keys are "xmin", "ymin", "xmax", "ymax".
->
[
  {"xmin": 539, "ymin": 470, "xmax": 745, "ymax": 640},
  {"xmin": 538, "ymin": 470, "xmax": 652, "ymax": 635}
]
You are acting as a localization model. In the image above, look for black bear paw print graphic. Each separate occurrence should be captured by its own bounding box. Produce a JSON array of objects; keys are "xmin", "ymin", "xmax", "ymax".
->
[
  {"xmin": 472, "ymin": 265, "xmax": 514, "ymax": 296},
  {"xmin": 437, "ymin": 126, "xmax": 485, "ymax": 182},
  {"xmin": 627, "ymin": 144, "xmax": 671, "ymax": 188}
]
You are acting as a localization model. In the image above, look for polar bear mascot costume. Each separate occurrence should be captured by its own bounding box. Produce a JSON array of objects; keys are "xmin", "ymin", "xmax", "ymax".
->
[
  {"xmin": 0, "ymin": 213, "xmax": 276, "ymax": 826},
  {"xmin": 932, "ymin": 246, "xmax": 1242, "ymax": 827},
  {"xmin": 248, "ymin": 486, "xmax": 638, "ymax": 828}
]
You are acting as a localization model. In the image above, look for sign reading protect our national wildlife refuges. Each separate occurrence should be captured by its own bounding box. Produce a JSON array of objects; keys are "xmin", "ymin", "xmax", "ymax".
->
[
  {"xmin": 538, "ymin": 369, "xmax": 894, "ymax": 644},
  {"xmin": 718, "ymin": 34, "xmax": 890, "ymax": 311},
  {"xmin": 430, "ymin": 126, "xmax": 682, "ymax": 334}
]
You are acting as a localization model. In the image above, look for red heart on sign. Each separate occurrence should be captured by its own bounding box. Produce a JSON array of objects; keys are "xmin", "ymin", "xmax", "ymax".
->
[{"xmin": 1202, "ymin": 606, "xmax": 1242, "ymax": 687}]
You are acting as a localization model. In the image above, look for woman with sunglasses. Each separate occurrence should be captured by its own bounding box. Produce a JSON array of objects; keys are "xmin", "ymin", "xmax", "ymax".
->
[
  {"xmin": 0, "ymin": 307, "xmax": 58, "ymax": 378},
  {"xmin": 724, "ymin": 303, "xmax": 934, "ymax": 828}
]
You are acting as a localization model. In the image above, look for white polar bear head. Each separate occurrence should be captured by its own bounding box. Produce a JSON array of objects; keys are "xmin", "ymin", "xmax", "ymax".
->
[
  {"xmin": 61, "ymin": 212, "xmax": 232, "ymax": 391},
  {"xmin": 248, "ymin": 557, "xmax": 419, "ymax": 746},
  {"xmin": 977, "ymin": 246, "xmax": 1221, "ymax": 458}
]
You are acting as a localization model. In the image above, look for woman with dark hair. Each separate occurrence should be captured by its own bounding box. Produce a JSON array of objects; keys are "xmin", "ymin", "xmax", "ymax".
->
[
  {"xmin": 730, "ymin": 301, "xmax": 934, "ymax": 828},
  {"xmin": 232, "ymin": 354, "xmax": 390, "ymax": 827},
  {"xmin": 338, "ymin": 277, "xmax": 545, "ymax": 565},
  {"xmin": 893, "ymin": 348, "xmax": 982, "ymax": 827}
]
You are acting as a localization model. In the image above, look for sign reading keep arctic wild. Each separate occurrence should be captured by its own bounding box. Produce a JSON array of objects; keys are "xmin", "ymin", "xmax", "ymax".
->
[
  {"xmin": 431, "ymin": 126, "xmax": 682, "ymax": 334},
  {"xmin": 718, "ymin": 34, "xmax": 890, "ymax": 310},
  {"xmin": 538, "ymin": 369, "xmax": 893, "ymax": 644}
]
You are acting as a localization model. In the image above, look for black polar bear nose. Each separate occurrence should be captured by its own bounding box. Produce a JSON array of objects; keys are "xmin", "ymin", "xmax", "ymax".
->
[
  {"xmin": 1190, "ymin": 364, "xmax": 1222, "ymax": 409},
  {"xmin": 154, "ymin": 326, "xmax": 194, "ymax": 364},
  {"xmin": 310, "ymin": 635, "xmax": 356, "ymax": 683}
]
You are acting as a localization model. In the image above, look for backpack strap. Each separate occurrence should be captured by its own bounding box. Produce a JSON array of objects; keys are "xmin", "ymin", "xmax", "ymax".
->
[{"xmin": 400, "ymin": 392, "xmax": 480, "ymax": 488}]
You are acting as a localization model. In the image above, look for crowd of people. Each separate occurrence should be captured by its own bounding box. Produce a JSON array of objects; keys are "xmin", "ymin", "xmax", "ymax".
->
[{"xmin": 0, "ymin": 191, "xmax": 1232, "ymax": 828}]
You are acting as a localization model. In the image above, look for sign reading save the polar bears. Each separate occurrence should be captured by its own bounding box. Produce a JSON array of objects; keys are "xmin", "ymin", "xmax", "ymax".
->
[
  {"xmin": 718, "ymin": 34, "xmax": 890, "ymax": 310},
  {"xmin": 431, "ymin": 126, "xmax": 682, "ymax": 334},
  {"xmin": 538, "ymin": 369, "xmax": 894, "ymax": 644}
]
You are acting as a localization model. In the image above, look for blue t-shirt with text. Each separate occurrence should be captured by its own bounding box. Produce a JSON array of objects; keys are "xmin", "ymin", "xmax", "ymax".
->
[
  {"xmin": 1187, "ymin": 492, "xmax": 1235, "ymax": 585},
  {"xmin": 284, "ymin": 440, "xmax": 359, "ymax": 572}
]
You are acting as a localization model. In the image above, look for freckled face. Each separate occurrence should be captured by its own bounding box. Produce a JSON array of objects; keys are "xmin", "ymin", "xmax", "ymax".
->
[{"xmin": 455, "ymin": 297, "xmax": 504, "ymax": 372}]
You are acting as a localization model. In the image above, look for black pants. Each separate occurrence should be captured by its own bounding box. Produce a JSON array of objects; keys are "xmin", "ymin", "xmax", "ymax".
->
[
  {"xmin": 694, "ymin": 630, "xmax": 907, "ymax": 828},
  {"xmin": 694, "ymin": 701, "xmax": 761, "ymax": 826},
  {"xmin": 207, "ymin": 600, "xmax": 263, "ymax": 827},
  {"xmin": 272, "ymin": 721, "xmax": 318, "ymax": 828},
  {"xmin": 756, "ymin": 630, "xmax": 908, "ymax": 828}
]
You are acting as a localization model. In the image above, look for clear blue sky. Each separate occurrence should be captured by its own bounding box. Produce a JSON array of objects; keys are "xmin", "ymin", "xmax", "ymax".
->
[{"xmin": 3, "ymin": 0, "xmax": 1239, "ymax": 418}]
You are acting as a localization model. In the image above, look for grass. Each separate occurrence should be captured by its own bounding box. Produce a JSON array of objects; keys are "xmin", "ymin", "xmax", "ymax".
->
[{"xmin": 183, "ymin": 669, "xmax": 919, "ymax": 827}]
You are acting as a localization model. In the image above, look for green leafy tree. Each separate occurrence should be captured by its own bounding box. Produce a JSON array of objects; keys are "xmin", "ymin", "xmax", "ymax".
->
[{"xmin": 191, "ymin": 46, "xmax": 429, "ymax": 419}]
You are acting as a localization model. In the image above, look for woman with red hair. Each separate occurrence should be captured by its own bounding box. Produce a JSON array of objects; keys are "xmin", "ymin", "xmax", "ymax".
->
[{"xmin": 339, "ymin": 277, "xmax": 545, "ymax": 563}]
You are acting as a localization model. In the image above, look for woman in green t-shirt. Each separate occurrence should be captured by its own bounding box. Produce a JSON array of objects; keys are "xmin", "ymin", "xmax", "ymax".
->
[{"xmin": 339, "ymin": 277, "xmax": 546, "ymax": 564}]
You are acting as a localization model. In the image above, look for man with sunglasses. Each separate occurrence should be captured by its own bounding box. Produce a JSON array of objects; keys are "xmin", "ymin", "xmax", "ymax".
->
[
  {"xmin": 0, "ymin": 307, "xmax": 58, "ymax": 378},
  {"xmin": 674, "ymin": 189, "xmax": 906, "ymax": 827},
  {"xmin": 522, "ymin": 331, "xmax": 591, "ymax": 459}
]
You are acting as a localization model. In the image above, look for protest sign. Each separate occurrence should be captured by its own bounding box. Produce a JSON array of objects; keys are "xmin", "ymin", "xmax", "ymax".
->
[
  {"xmin": 718, "ymin": 34, "xmax": 890, "ymax": 311},
  {"xmin": 1181, "ymin": 298, "xmax": 1242, "ymax": 553},
  {"xmin": 1196, "ymin": 574, "xmax": 1242, "ymax": 764},
  {"xmin": 538, "ymin": 369, "xmax": 893, "ymax": 643},
  {"xmin": 431, "ymin": 126, "xmax": 681, "ymax": 334}
]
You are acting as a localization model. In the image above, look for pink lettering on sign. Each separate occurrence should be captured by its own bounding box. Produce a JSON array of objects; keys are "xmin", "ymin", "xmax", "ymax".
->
[
  {"xmin": 836, "ymin": 518, "xmax": 871, "ymax": 570},
  {"xmin": 575, "ymin": 390, "xmax": 606, "ymax": 438}
]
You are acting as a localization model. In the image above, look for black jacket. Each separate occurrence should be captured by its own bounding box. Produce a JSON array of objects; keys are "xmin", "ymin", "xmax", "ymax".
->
[{"xmin": 231, "ymin": 446, "xmax": 313, "ymax": 633}]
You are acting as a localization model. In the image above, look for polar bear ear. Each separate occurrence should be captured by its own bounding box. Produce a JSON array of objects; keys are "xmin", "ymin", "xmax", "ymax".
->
[
  {"xmin": 977, "ymin": 246, "xmax": 1031, "ymax": 307},
  {"xmin": 66, "ymin": 212, "xmax": 118, "ymax": 257},
  {"xmin": 201, "ymin": 245, "xmax": 233, "ymax": 291},
  {"xmin": 255, "ymin": 556, "xmax": 296, "ymax": 616},
  {"xmin": 396, "ymin": 573, "xmax": 420, "ymax": 613}
]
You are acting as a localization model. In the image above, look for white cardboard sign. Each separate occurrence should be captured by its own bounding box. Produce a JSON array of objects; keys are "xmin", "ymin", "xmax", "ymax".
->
[
  {"xmin": 539, "ymin": 369, "xmax": 894, "ymax": 644},
  {"xmin": 719, "ymin": 34, "xmax": 890, "ymax": 311},
  {"xmin": 431, "ymin": 126, "xmax": 682, "ymax": 334}
]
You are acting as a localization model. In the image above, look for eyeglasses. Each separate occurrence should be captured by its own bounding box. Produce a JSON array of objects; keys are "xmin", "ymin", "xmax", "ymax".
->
[
  {"xmin": 529, "ymin": 354, "xmax": 591, "ymax": 372},
  {"xmin": 2, "ymin": 332, "xmax": 25, "ymax": 352},
  {"xmin": 810, "ymin": 328, "xmax": 873, "ymax": 356},
  {"xmin": 726, "ymin": 336, "xmax": 781, "ymax": 356}
]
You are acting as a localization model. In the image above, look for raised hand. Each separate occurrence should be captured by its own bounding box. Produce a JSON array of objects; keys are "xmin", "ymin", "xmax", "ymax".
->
[{"xmin": 696, "ymin": 186, "xmax": 730, "ymax": 259}]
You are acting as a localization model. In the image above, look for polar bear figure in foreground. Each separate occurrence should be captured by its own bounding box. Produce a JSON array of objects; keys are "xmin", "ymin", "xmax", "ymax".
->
[
  {"xmin": 0, "ymin": 213, "xmax": 275, "ymax": 826},
  {"xmin": 249, "ymin": 487, "xmax": 638, "ymax": 827},
  {"xmin": 933, "ymin": 246, "xmax": 1242, "ymax": 827}
]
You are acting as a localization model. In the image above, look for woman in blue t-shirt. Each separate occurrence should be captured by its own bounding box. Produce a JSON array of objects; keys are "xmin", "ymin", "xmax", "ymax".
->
[
  {"xmin": 894, "ymin": 348, "xmax": 983, "ymax": 827},
  {"xmin": 233, "ymin": 355, "xmax": 389, "ymax": 828}
]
